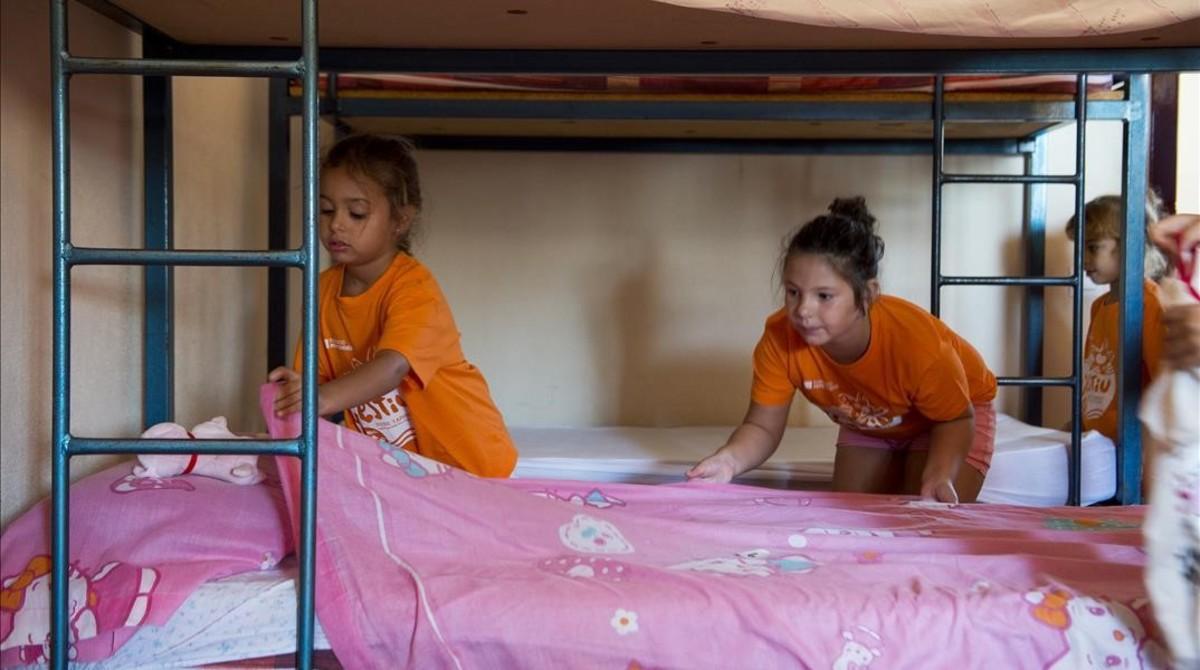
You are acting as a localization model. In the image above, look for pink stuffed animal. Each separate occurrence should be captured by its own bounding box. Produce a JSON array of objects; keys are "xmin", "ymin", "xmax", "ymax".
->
[{"xmin": 133, "ymin": 417, "xmax": 265, "ymax": 485}]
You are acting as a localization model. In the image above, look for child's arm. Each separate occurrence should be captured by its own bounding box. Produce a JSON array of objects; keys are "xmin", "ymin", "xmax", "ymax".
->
[
  {"xmin": 920, "ymin": 409, "xmax": 974, "ymax": 503},
  {"xmin": 268, "ymin": 350, "xmax": 411, "ymax": 418},
  {"xmin": 686, "ymin": 401, "xmax": 790, "ymax": 483}
]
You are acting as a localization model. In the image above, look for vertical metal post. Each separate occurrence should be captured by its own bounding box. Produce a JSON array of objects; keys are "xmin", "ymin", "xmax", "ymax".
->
[
  {"xmin": 268, "ymin": 78, "xmax": 291, "ymax": 371},
  {"xmin": 49, "ymin": 1, "xmax": 71, "ymax": 667},
  {"xmin": 143, "ymin": 30, "xmax": 174, "ymax": 427},
  {"xmin": 1116, "ymin": 74, "xmax": 1149, "ymax": 505},
  {"xmin": 1022, "ymin": 136, "xmax": 1048, "ymax": 426},
  {"xmin": 1068, "ymin": 74, "xmax": 1089, "ymax": 507},
  {"xmin": 297, "ymin": 0, "xmax": 320, "ymax": 666},
  {"xmin": 931, "ymin": 75, "xmax": 945, "ymax": 316}
]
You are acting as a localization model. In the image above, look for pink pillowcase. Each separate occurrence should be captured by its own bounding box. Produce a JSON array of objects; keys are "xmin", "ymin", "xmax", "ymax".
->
[{"xmin": 0, "ymin": 460, "xmax": 292, "ymax": 666}]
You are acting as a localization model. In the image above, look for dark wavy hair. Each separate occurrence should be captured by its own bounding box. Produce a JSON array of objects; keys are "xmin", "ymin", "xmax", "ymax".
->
[
  {"xmin": 782, "ymin": 196, "xmax": 885, "ymax": 312},
  {"xmin": 322, "ymin": 134, "xmax": 423, "ymax": 252}
]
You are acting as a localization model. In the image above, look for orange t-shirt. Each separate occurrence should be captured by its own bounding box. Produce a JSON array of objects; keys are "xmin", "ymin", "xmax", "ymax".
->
[
  {"xmin": 751, "ymin": 295, "xmax": 997, "ymax": 440},
  {"xmin": 296, "ymin": 254, "xmax": 517, "ymax": 477},
  {"xmin": 1082, "ymin": 279, "xmax": 1163, "ymax": 441}
]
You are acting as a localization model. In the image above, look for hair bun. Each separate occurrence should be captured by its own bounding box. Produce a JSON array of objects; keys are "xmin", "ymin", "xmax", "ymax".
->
[{"xmin": 828, "ymin": 196, "xmax": 876, "ymax": 230}]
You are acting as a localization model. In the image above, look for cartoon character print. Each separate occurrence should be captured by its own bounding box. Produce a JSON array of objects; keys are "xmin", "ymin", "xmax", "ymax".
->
[
  {"xmin": 827, "ymin": 391, "xmax": 902, "ymax": 431},
  {"xmin": 833, "ymin": 626, "xmax": 883, "ymax": 670},
  {"xmin": 0, "ymin": 555, "xmax": 158, "ymax": 662},
  {"xmin": 539, "ymin": 555, "xmax": 630, "ymax": 581},
  {"xmin": 669, "ymin": 549, "xmax": 817, "ymax": 577},
  {"xmin": 558, "ymin": 515, "xmax": 634, "ymax": 554},
  {"xmin": 1082, "ymin": 340, "xmax": 1116, "ymax": 421},
  {"xmin": 376, "ymin": 440, "xmax": 452, "ymax": 479},
  {"xmin": 110, "ymin": 473, "xmax": 195, "ymax": 494},
  {"xmin": 1025, "ymin": 588, "xmax": 1163, "ymax": 668},
  {"xmin": 532, "ymin": 488, "xmax": 626, "ymax": 509}
]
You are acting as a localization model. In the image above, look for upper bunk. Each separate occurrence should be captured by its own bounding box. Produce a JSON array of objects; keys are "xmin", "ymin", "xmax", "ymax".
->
[{"xmin": 92, "ymin": 0, "xmax": 1200, "ymax": 145}]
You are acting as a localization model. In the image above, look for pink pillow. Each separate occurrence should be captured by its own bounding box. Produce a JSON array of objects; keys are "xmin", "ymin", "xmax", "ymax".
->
[{"xmin": 0, "ymin": 460, "xmax": 291, "ymax": 665}]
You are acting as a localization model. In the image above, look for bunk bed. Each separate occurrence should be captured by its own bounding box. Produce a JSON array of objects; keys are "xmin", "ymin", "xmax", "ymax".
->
[
  {"xmin": 272, "ymin": 70, "xmax": 1132, "ymax": 510},
  {"xmin": 13, "ymin": 0, "xmax": 1200, "ymax": 667}
]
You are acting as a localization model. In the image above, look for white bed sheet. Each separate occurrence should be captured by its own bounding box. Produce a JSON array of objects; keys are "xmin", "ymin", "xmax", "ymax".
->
[
  {"xmin": 68, "ymin": 562, "xmax": 330, "ymax": 669},
  {"xmin": 511, "ymin": 413, "xmax": 1118, "ymax": 506},
  {"xmin": 982, "ymin": 414, "xmax": 1117, "ymax": 507}
]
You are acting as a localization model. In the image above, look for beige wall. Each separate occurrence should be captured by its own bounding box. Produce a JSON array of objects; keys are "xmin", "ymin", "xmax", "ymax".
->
[
  {"xmin": 170, "ymin": 77, "xmax": 269, "ymax": 427},
  {"xmin": 1179, "ymin": 73, "xmax": 1200, "ymax": 213},
  {"xmin": 413, "ymin": 135, "xmax": 1114, "ymax": 431},
  {"xmin": 416, "ymin": 150, "xmax": 1040, "ymax": 428},
  {"xmin": 1, "ymin": 0, "xmax": 141, "ymax": 526},
  {"xmin": 0, "ymin": 0, "xmax": 268, "ymax": 526}
]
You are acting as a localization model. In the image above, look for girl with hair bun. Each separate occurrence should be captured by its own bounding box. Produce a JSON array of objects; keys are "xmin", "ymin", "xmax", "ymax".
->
[{"xmin": 688, "ymin": 196, "xmax": 997, "ymax": 503}]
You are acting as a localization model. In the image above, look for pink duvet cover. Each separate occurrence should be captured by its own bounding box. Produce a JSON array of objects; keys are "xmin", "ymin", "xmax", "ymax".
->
[
  {"xmin": 0, "ymin": 461, "xmax": 290, "ymax": 666},
  {"xmin": 264, "ymin": 386, "xmax": 1168, "ymax": 669}
]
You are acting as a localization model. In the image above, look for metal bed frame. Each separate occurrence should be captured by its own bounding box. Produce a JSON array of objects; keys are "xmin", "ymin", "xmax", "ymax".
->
[{"xmin": 48, "ymin": 0, "xmax": 1200, "ymax": 666}]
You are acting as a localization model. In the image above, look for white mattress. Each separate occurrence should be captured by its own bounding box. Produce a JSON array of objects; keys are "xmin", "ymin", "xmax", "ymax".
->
[
  {"xmin": 981, "ymin": 414, "xmax": 1117, "ymax": 507},
  {"xmin": 512, "ymin": 413, "xmax": 1118, "ymax": 506}
]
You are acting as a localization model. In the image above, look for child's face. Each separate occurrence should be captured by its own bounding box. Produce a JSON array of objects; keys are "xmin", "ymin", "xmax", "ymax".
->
[
  {"xmin": 319, "ymin": 166, "xmax": 405, "ymax": 268},
  {"xmin": 1082, "ymin": 236, "xmax": 1121, "ymax": 286},
  {"xmin": 782, "ymin": 253, "xmax": 868, "ymax": 348}
]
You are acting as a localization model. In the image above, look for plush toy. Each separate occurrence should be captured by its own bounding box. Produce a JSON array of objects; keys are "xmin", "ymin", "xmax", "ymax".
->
[{"xmin": 133, "ymin": 417, "xmax": 265, "ymax": 485}]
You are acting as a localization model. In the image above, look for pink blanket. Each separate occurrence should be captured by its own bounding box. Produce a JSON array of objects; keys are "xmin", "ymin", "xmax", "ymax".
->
[
  {"xmin": 1, "ymin": 460, "xmax": 290, "ymax": 666},
  {"xmin": 264, "ymin": 387, "xmax": 1167, "ymax": 669}
]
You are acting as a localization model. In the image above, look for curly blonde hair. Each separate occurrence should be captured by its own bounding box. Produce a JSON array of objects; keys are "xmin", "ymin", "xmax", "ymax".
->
[{"xmin": 1065, "ymin": 192, "xmax": 1168, "ymax": 281}]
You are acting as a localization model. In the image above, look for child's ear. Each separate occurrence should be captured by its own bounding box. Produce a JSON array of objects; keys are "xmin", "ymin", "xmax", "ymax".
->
[
  {"xmin": 392, "ymin": 205, "xmax": 416, "ymax": 237},
  {"xmin": 865, "ymin": 279, "xmax": 881, "ymax": 305}
]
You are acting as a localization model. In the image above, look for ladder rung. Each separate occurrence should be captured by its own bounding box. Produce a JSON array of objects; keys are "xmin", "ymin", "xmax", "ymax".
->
[
  {"xmin": 941, "ymin": 173, "xmax": 1078, "ymax": 185},
  {"xmin": 64, "ymin": 56, "xmax": 302, "ymax": 78},
  {"xmin": 997, "ymin": 376, "xmax": 1076, "ymax": 387},
  {"xmin": 68, "ymin": 437, "xmax": 303, "ymax": 457},
  {"xmin": 940, "ymin": 275, "xmax": 1077, "ymax": 287},
  {"xmin": 66, "ymin": 246, "xmax": 305, "ymax": 268}
]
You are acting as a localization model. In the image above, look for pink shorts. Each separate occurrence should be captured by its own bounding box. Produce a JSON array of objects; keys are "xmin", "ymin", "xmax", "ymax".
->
[{"xmin": 835, "ymin": 403, "xmax": 997, "ymax": 476}]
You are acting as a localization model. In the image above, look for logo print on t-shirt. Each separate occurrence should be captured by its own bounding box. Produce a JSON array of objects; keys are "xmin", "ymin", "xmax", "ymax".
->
[
  {"xmin": 828, "ymin": 391, "xmax": 903, "ymax": 431},
  {"xmin": 1082, "ymin": 340, "xmax": 1115, "ymax": 421},
  {"xmin": 348, "ymin": 388, "xmax": 415, "ymax": 449}
]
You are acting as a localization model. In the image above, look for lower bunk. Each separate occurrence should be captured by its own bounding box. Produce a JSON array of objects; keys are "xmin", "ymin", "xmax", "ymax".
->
[{"xmin": 0, "ymin": 392, "xmax": 1166, "ymax": 669}]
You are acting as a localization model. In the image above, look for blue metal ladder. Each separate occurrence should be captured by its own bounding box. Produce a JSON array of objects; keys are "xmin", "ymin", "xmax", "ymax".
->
[
  {"xmin": 929, "ymin": 73, "xmax": 1150, "ymax": 506},
  {"xmin": 49, "ymin": 0, "xmax": 322, "ymax": 667}
]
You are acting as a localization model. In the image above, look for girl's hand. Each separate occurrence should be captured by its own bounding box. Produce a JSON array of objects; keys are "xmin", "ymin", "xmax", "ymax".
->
[
  {"xmin": 919, "ymin": 474, "xmax": 959, "ymax": 504},
  {"xmin": 686, "ymin": 450, "xmax": 739, "ymax": 483},
  {"xmin": 1149, "ymin": 213, "xmax": 1200, "ymax": 264},
  {"xmin": 267, "ymin": 366, "xmax": 302, "ymax": 417}
]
